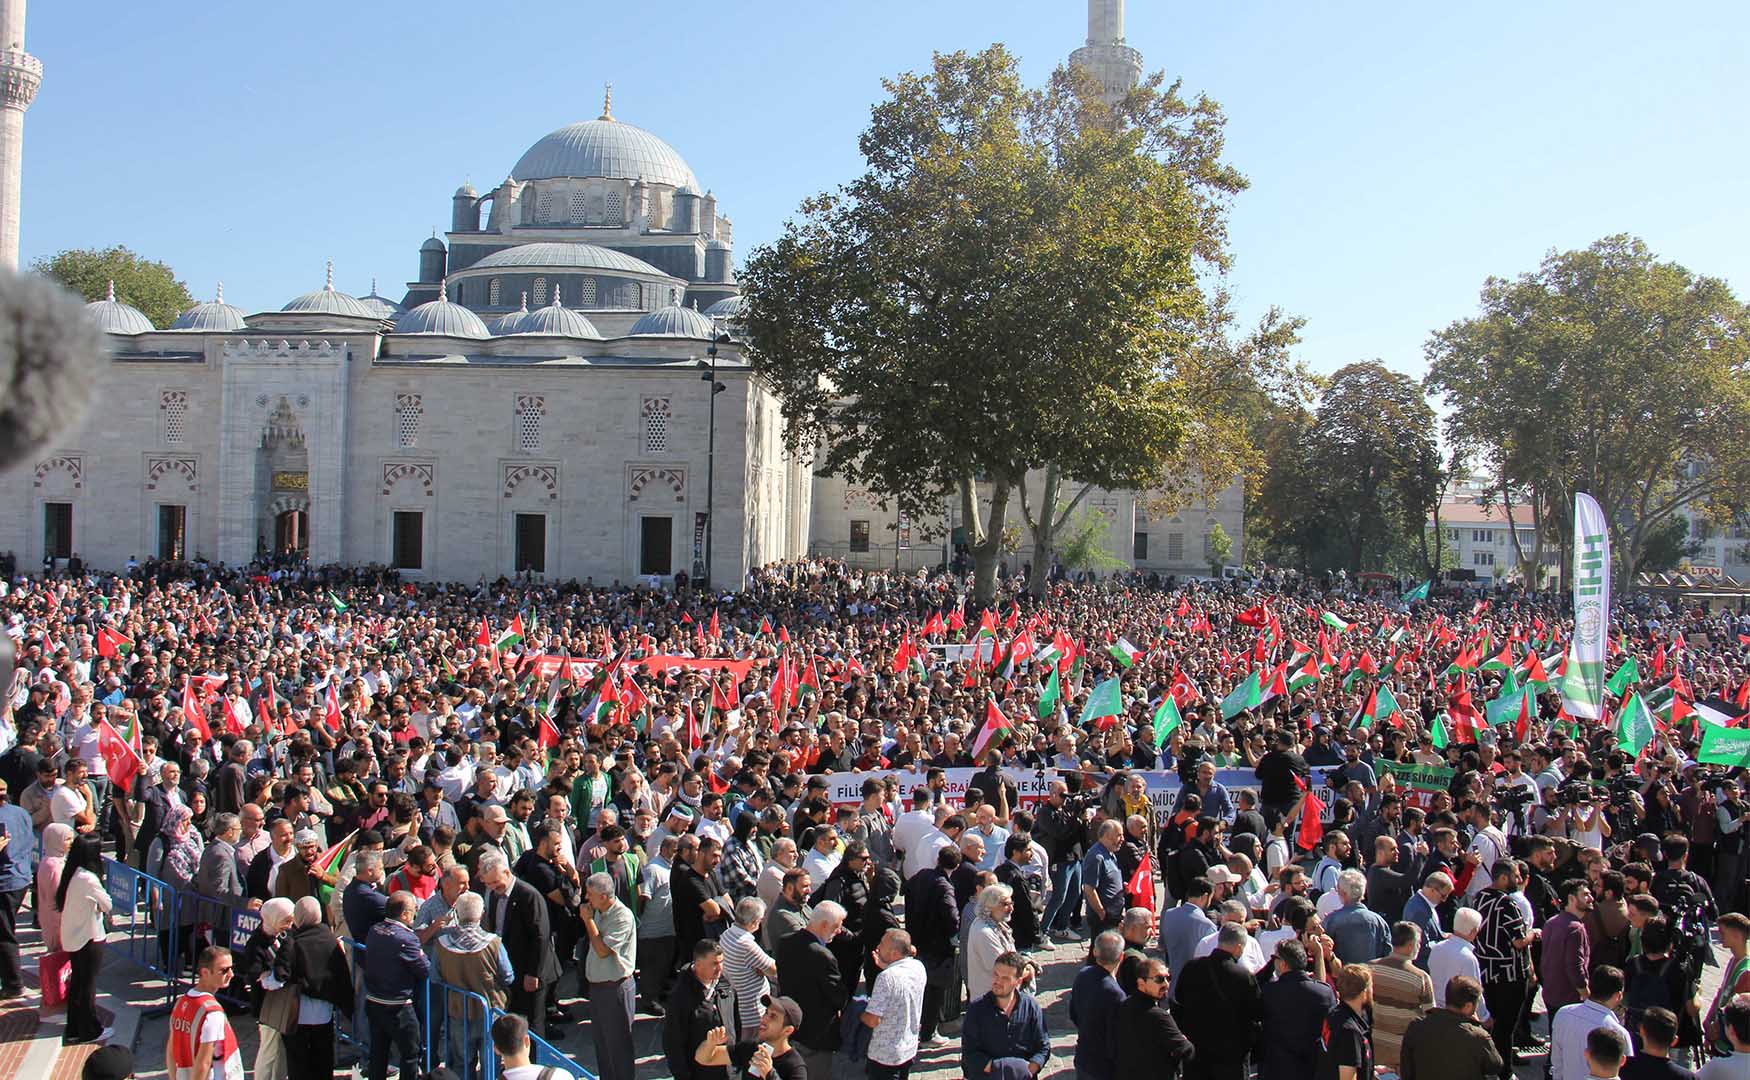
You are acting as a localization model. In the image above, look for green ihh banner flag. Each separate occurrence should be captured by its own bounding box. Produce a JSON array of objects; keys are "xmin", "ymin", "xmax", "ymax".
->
[{"xmin": 1699, "ymin": 724, "xmax": 1750, "ymax": 768}]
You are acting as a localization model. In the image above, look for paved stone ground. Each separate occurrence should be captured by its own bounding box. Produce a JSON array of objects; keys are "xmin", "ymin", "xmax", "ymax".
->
[{"xmin": 5, "ymin": 917, "xmax": 1732, "ymax": 1080}]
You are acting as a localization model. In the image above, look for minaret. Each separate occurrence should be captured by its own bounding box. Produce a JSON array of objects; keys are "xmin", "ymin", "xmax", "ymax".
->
[
  {"xmin": 1069, "ymin": 0, "xmax": 1142, "ymax": 109},
  {"xmin": 0, "ymin": 0, "xmax": 40, "ymax": 269}
]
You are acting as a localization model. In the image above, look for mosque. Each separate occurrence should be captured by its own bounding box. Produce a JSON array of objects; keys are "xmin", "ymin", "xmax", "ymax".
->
[{"xmin": 1, "ymin": 0, "xmax": 1243, "ymax": 584}]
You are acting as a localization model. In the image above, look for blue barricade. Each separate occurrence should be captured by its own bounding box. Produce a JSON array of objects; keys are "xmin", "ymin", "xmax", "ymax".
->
[{"xmin": 101, "ymin": 858, "xmax": 182, "ymax": 1007}]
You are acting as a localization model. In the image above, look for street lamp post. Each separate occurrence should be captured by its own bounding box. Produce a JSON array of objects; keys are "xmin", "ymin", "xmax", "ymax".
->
[{"xmin": 699, "ymin": 316, "xmax": 727, "ymax": 589}]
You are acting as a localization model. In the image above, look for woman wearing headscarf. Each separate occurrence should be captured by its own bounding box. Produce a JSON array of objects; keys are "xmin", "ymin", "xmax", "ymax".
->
[
  {"xmin": 55, "ymin": 833, "xmax": 111, "ymax": 1044},
  {"xmin": 35, "ymin": 823, "xmax": 73, "ymax": 952},
  {"xmin": 239, "ymin": 897, "xmax": 297, "ymax": 1080},
  {"xmin": 154, "ymin": 806, "xmax": 204, "ymax": 973},
  {"xmin": 859, "ymin": 865, "xmax": 904, "ymax": 991}
]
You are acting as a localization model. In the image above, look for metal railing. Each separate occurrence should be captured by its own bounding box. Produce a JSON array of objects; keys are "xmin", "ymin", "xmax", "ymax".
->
[{"xmin": 101, "ymin": 861, "xmax": 597, "ymax": 1080}]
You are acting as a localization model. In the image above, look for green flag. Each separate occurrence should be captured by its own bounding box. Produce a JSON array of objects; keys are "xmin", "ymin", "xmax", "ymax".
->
[
  {"xmin": 1078, "ymin": 677, "xmax": 1124, "ymax": 727},
  {"xmin": 1151, "ymin": 695, "xmax": 1183, "ymax": 746},
  {"xmin": 1402, "ymin": 580, "xmax": 1431, "ymax": 603},
  {"xmin": 1486, "ymin": 684, "xmax": 1533, "ymax": 727},
  {"xmin": 1615, "ymin": 692, "xmax": 1657, "ymax": 755},
  {"xmin": 1037, "ymin": 668, "xmax": 1061, "ymax": 720},
  {"xmin": 1220, "ymin": 671, "xmax": 1262, "ymax": 720},
  {"xmin": 1698, "ymin": 723, "xmax": 1750, "ymax": 768},
  {"xmin": 1606, "ymin": 657, "xmax": 1641, "ymax": 696},
  {"xmin": 1429, "ymin": 712, "xmax": 1450, "ymax": 750},
  {"xmin": 328, "ymin": 590, "xmax": 349, "ymax": 614}
]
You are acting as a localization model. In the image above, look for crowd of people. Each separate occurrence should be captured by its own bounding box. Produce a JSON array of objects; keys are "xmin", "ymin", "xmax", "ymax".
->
[{"xmin": 1, "ymin": 555, "xmax": 1750, "ymax": 1080}]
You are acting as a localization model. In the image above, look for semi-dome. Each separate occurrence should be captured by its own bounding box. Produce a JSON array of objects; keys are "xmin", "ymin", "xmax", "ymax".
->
[
  {"xmin": 487, "ymin": 293, "xmax": 530, "ymax": 336},
  {"xmin": 85, "ymin": 280, "xmax": 154, "ymax": 335},
  {"xmin": 282, "ymin": 262, "xmax": 375, "ymax": 318},
  {"xmin": 392, "ymin": 281, "xmax": 490, "ymax": 339},
  {"xmin": 170, "ymin": 283, "xmax": 248, "ymax": 332},
  {"xmin": 629, "ymin": 303, "xmax": 715, "ymax": 339},
  {"xmin": 508, "ymin": 289, "xmax": 602, "ymax": 339},
  {"xmin": 704, "ymin": 295, "xmax": 746, "ymax": 319},
  {"xmin": 510, "ymin": 114, "xmax": 699, "ymax": 191},
  {"xmin": 467, "ymin": 242, "xmax": 667, "ymax": 277}
]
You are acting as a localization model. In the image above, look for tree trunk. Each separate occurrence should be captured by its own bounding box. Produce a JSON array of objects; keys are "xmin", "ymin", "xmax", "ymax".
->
[
  {"xmin": 963, "ymin": 475, "xmax": 1012, "ymax": 607},
  {"xmin": 1021, "ymin": 466, "xmax": 1061, "ymax": 599},
  {"xmin": 1499, "ymin": 481, "xmax": 1532, "ymax": 584}
]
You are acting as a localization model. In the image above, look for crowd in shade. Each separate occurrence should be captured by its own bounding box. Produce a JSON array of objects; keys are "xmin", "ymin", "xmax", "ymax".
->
[{"xmin": 4, "ymin": 556, "xmax": 1750, "ymax": 1079}]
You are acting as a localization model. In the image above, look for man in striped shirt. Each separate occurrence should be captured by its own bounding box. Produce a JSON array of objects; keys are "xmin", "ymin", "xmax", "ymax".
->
[
  {"xmin": 1473, "ymin": 860, "xmax": 1537, "ymax": 1080},
  {"xmin": 1364, "ymin": 921, "xmax": 1434, "ymax": 1073}
]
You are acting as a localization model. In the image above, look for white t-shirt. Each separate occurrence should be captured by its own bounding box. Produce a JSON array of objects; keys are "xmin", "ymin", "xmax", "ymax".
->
[
  {"xmin": 502, "ymin": 1065, "xmax": 580, "ymax": 1080},
  {"xmin": 1464, "ymin": 827, "xmax": 1508, "ymax": 898},
  {"xmin": 50, "ymin": 784, "xmax": 88, "ymax": 827},
  {"xmin": 866, "ymin": 955, "xmax": 927, "ymax": 1067}
]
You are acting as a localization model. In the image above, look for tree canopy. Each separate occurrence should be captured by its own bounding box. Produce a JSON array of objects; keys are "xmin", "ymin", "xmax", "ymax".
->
[
  {"xmin": 34, "ymin": 245, "xmax": 194, "ymax": 329},
  {"xmin": 738, "ymin": 46, "xmax": 1252, "ymax": 603},
  {"xmin": 1425, "ymin": 235, "xmax": 1750, "ymax": 592}
]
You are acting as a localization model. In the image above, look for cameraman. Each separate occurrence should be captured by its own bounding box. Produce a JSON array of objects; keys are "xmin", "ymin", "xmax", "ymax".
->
[
  {"xmin": 1035, "ymin": 781, "xmax": 1089, "ymax": 940},
  {"xmin": 1713, "ymin": 776, "xmax": 1750, "ymax": 915},
  {"xmin": 1494, "ymin": 750, "xmax": 1541, "ymax": 837}
]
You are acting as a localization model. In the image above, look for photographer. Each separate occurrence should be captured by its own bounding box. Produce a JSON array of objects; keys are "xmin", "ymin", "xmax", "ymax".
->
[
  {"xmin": 1035, "ymin": 781, "xmax": 1090, "ymax": 940},
  {"xmin": 1713, "ymin": 776, "xmax": 1750, "ymax": 915}
]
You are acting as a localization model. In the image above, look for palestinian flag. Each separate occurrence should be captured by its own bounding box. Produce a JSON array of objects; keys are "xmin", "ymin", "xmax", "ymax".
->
[
  {"xmin": 1343, "ymin": 652, "xmax": 1379, "ymax": 693},
  {"xmin": 1220, "ymin": 670, "xmax": 1262, "ymax": 720},
  {"xmin": 1354, "ymin": 684, "xmax": 1405, "ymax": 730},
  {"xmin": 1616, "ymin": 692, "xmax": 1657, "ymax": 755},
  {"xmin": 1644, "ymin": 679, "xmax": 1695, "ymax": 728},
  {"xmin": 328, "ymin": 591, "xmax": 349, "ymax": 614},
  {"xmin": 1606, "ymin": 657, "xmax": 1641, "ymax": 696},
  {"xmin": 312, "ymin": 830, "xmax": 358, "ymax": 906},
  {"xmin": 1287, "ymin": 653, "xmax": 1322, "ymax": 693},
  {"xmin": 1151, "ymin": 695, "xmax": 1184, "ymax": 746},
  {"xmin": 536, "ymin": 710, "xmax": 562, "ymax": 766},
  {"xmin": 493, "ymin": 614, "xmax": 526, "ymax": 653},
  {"xmin": 1519, "ymin": 650, "xmax": 1551, "ymax": 691},
  {"xmin": 1321, "ymin": 611, "xmax": 1352, "ymax": 633},
  {"xmin": 758, "ymin": 616, "xmax": 774, "ymax": 637},
  {"xmin": 1403, "ymin": 580, "xmax": 1431, "ymax": 603},
  {"xmin": 974, "ymin": 609, "xmax": 999, "ymax": 642},
  {"xmin": 1107, "ymin": 637, "xmax": 1141, "ymax": 669},
  {"xmin": 971, "ymin": 698, "xmax": 1014, "ymax": 759},
  {"xmin": 1479, "ymin": 643, "xmax": 1514, "ymax": 674},
  {"xmin": 96, "ymin": 626, "xmax": 133, "ymax": 658},
  {"xmin": 1037, "ymin": 667, "xmax": 1062, "ymax": 719},
  {"xmin": 1078, "ymin": 677, "xmax": 1124, "ymax": 729}
]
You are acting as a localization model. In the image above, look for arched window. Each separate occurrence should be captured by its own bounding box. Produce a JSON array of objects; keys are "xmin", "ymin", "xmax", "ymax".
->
[
  {"xmin": 515, "ymin": 394, "xmax": 545, "ymax": 454},
  {"xmin": 394, "ymin": 394, "xmax": 422, "ymax": 449},
  {"xmin": 641, "ymin": 397, "xmax": 672, "ymax": 455},
  {"xmin": 161, "ymin": 390, "xmax": 189, "ymax": 444}
]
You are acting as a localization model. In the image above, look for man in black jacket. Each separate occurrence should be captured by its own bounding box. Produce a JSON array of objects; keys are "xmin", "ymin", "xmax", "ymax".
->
[
  {"xmin": 776, "ymin": 903, "xmax": 848, "ymax": 1080},
  {"xmin": 1172, "ymin": 923, "xmax": 1262, "ymax": 1080},
  {"xmin": 1116, "ymin": 955, "xmax": 1196, "ymax": 1078},
  {"xmin": 1034, "ymin": 783, "xmax": 1086, "ymax": 937},
  {"xmin": 902, "ymin": 846, "xmax": 961, "ymax": 1043},
  {"xmin": 1257, "ymin": 938, "xmax": 1335, "ymax": 1080},
  {"xmin": 1253, "ymin": 730, "xmax": 1310, "ymax": 824},
  {"xmin": 662, "ymin": 941, "xmax": 731, "ymax": 1080},
  {"xmin": 478, "ymin": 850, "xmax": 561, "ymax": 1039}
]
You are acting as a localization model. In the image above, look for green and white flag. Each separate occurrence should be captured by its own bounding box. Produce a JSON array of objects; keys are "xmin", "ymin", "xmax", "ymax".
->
[
  {"xmin": 1037, "ymin": 667, "xmax": 1062, "ymax": 719},
  {"xmin": 1151, "ymin": 695, "xmax": 1184, "ymax": 746},
  {"xmin": 1107, "ymin": 637, "xmax": 1141, "ymax": 669},
  {"xmin": 1605, "ymin": 657, "xmax": 1641, "ymax": 696},
  {"xmin": 1562, "ymin": 492, "xmax": 1610, "ymax": 719},
  {"xmin": 1220, "ymin": 671, "xmax": 1263, "ymax": 720},
  {"xmin": 1699, "ymin": 723, "xmax": 1750, "ymax": 767},
  {"xmin": 1402, "ymin": 580, "xmax": 1431, "ymax": 603},
  {"xmin": 1615, "ymin": 692, "xmax": 1657, "ymax": 755},
  {"xmin": 328, "ymin": 591, "xmax": 349, "ymax": 614},
  {"xmin": 1321, "ymin": 612, "xmax": 1351, "ymax": 633},
  {"xmin": 1078, "ymin": 677, "xmax": 1124, "ymax": 727}
]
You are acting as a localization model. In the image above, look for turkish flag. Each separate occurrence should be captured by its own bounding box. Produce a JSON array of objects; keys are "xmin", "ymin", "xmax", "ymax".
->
[
  {"xmin": 1235, "ymin": 604, "xmax": 1268, "ymax": 627},
  {"xmin": 98, "ymin": 717, "xmax": 141, "ymax": 795},
  {"xmin": 323, "ymin": 681, "xmax": 343, "ymax": 731}
]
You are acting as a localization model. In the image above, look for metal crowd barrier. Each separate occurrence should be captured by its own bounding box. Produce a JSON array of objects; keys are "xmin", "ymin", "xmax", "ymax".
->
[{"xmin": 101, "ymin": 864, "xmax": 599, "ymax": 1080}]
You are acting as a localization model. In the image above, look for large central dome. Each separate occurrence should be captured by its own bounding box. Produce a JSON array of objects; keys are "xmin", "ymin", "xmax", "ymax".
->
[{"xmin": 510, "ymin": 118, "xmax": 699, "ymax": 191}]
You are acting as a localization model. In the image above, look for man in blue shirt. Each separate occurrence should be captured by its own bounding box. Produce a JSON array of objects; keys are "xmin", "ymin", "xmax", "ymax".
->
[
  {"xmin": 1401, "ymin": 871, "xmax": 1452, "ymax": 968},
  {"xmin": 1324, "ymin": 868, "xmax": 1392, "ymax": 964},
  {"xmin": 961, "ymin": 951, "xmax": 1049, "ymax": 1079},
  {"xmin": 1159, "ymin": 877, "xmax": 1217, "ymax": 996},
  {"xmin": 364, "ymin": 892, "xmax": 431, "ymax": 1080},
  {"xmin": 1173, "ymin": 761, "xmax": 1234, "ymax": 822},
  {"xmin": 1080, "ymin": 819, "xmax": 1126, "ymax": 943},
  {"xmin": 0, "ymin": 785, "xmax": 35, "ymax": 997}
]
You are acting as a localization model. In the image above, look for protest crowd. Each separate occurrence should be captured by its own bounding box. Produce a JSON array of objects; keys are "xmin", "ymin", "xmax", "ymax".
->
[{"xmin": 4, "ymin": 554, "xmax": 1750, "ymax": 1080}]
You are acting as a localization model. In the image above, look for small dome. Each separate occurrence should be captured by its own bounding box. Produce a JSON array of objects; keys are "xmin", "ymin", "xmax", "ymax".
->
[
  {"xmin": 170, "ymin": 282, "xmax": 247, "ymax": 332},
  {"xmin": 508, "ymin": 289, "xmax": 603, "ymax": 339},
  {"xmin": 282, "ymin": 262, "xmax": 375, "ymax": 318},
  {"xmin": 704, "ymin": 295, "xmax": 746, "ymax": 319},
  {"xmin": 488, "ymin": 292, "xmax": 531, "ymax": 336},
  {"xmin": 629, "ymin": 303, "xmax": 715, "ymax": 339},
  {"xmin": 392, "ymin": 281, "xmax": 489, "ymax": 339},
  {"xmin": 84, "ymin": 280, "xmax": 154, "ymax": 335},
  {"xmin": 454, "ymin": 182, "xmax": 477, "ymax": 198},
  {"xmin": 421, "ymin": 235, "xmax": 447, "ymax": 252},
  {"xmin": 467, "ymin": 242, "xmax": 665, "ymax": 277},
  {"xmin": 356, "ymin": 278, "xmax": 404, "ymax": 320}
]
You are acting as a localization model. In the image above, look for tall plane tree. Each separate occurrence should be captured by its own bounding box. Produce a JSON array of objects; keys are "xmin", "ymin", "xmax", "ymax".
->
[
  {"xmin": 1426, "ymin": 236, "xmax": 1750, "ymax": 594},
  {"xmin": 739, "ymin": 47, "xmax": 1249, "ymax": 604}
]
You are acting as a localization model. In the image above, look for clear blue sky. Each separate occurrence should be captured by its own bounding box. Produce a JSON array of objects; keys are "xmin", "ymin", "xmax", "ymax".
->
[{"xmin": 24, "ymin": 1, "xmax": 1747, "ymax": 380}]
